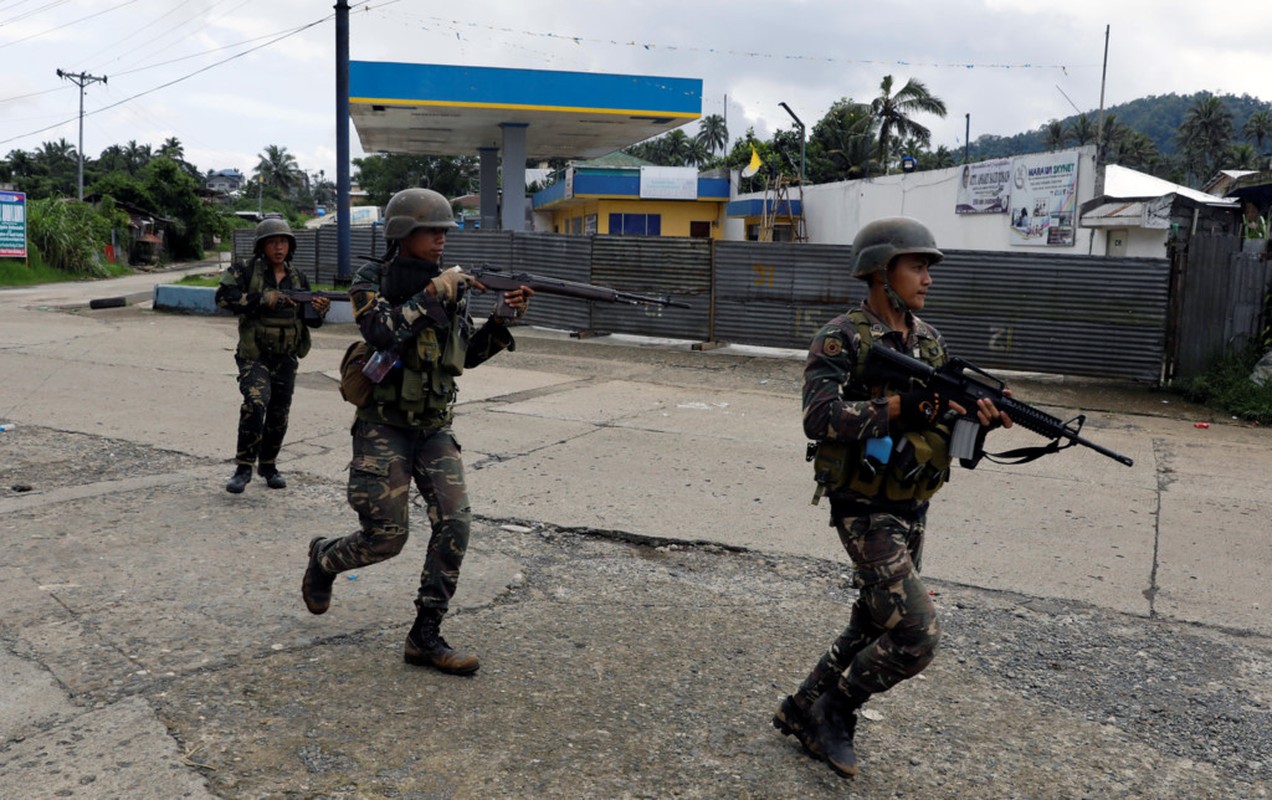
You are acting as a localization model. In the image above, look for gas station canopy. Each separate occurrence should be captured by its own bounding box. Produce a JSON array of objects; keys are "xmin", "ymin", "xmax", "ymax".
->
[{"xmin": 349, "ymin": 61, "xmax": 703, "ymax": 160}]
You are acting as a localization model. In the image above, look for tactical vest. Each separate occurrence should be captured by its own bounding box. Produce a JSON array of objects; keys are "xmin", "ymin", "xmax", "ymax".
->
[
  {"xmin": 237, "ymin": 258, "xmax": 310, "ymax": 360},
  {"xmin": 363, "ymin": 259, "xmax": 470, "ymax": 429},
  {"xmin": 812, "ymin": 308, "xmax": 953, "ymax": 503}
]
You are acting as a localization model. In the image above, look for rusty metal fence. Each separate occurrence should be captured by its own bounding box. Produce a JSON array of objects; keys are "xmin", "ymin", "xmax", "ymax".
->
[{"xmin": 232, "ymin": 228, "xmax": 1266, "ymax": 383}]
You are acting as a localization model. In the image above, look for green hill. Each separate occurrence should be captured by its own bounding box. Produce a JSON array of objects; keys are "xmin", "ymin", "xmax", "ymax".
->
[{"xmin": 965, "ymin": 91, "xmax": 1272, "ymax": 160}]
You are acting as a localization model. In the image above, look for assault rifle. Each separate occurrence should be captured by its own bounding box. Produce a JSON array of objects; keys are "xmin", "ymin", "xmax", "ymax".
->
[
  {"xmin": 864, "ymin": 344, "xmax": 1134, "ymax": 468},
  {"xmin": 463, "ymin": 265, "xmax": 691, "ymax": 318},
  {"xmin": 283, "ymin": 289, "xmax": 350, "ymax": 304}
]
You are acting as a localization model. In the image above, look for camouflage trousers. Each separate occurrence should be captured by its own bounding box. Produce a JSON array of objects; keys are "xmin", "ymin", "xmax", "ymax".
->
[
  {"xmin": 794, "ymin": 510, "xmax": 940, "ymax": 703},
  {"xmin": 233, "ymin": 354, "xmax": 297, "ymax": 468},
  {"xmin": 316, "ymin": 418, "xmax": 471, "ymax": 613}
]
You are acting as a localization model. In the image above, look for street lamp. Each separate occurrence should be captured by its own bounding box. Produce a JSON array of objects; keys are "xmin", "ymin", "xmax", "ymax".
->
[{"xmin": 778, "ymin": 102, "xmax": 805, "ymax": 183}]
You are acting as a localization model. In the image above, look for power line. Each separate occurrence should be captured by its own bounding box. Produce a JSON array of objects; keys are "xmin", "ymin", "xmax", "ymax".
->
[
  {"xmin": 0, "ymin": 15, "xmax": 329, "ymax": 147},
  {"xmin": 0, "ymin": 0, "xmax": 137, "ymax": 50}
]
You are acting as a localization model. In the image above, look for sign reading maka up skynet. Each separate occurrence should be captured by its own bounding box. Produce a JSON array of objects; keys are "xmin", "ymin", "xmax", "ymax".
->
[{"xmin": 0, "ymin": 191, "xmax": 27, "ymax": 258}]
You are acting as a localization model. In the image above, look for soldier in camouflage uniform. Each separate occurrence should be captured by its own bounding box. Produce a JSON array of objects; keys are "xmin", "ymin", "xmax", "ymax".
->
[
  {"xmin": 216, "ymin": 218, "xmax": 330, "ymax": 494},
  {"xmin": 301, "ymin": 188, "xmax": 532, "ymax": 676},
  {"xmin": 773, "ymin": 217, "xmax": 1012, "ymax": 777}
]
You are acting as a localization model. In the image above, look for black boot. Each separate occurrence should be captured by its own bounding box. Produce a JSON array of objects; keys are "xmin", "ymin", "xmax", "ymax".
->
[
  {"xmin": 808, "ymin": 686, "xmax": 863, "ymax": 777},
  {"xmin": 773, "ymin": 694, "xmax": 822, "ymax": 759},
  {"xmin": 225, "ymin": 465, "xmax": 252, "ymax": 494},
  {"xmin": 258, "ymin": 465, "xmax": 287, "ymax": 489},
  {"xmin": 404, "ymin": 610, "xmax": 480, "ymax": 675},
  {"xmin": 301, "ymin": 537, "xmax": 335, "ymax": 615}
]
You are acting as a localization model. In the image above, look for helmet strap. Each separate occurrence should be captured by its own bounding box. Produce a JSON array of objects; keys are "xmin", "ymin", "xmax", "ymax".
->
[{"xmin": 882, "ymin": 271, "xmax": 909, "ymax": 313}]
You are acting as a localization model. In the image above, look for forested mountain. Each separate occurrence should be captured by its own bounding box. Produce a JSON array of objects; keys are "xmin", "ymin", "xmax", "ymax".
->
[{"xmin": 967, "ymin": 91, "xmax": 1272, "ymax": 161}]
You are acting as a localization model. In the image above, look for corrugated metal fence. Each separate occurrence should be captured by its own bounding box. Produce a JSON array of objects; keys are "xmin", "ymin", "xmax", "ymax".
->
[
  {"xmin": 1171, "ymin": 234, "xmax": 1272, "ymax": 379},
  {"xmin": 232, "ymin": 228, "xmax": 1268, "ymax": 383}
]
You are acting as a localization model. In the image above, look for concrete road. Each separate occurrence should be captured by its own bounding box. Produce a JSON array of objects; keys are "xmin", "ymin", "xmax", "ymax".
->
[{"xmin": 0, "ymin": 264, "xmax": 1268, "ymax": 799}]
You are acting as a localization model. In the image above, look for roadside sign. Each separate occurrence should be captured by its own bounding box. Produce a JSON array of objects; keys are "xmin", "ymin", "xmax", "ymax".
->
[{"xmin": 0, "ymin": 191, "xmax": 27, "ymax": 258}]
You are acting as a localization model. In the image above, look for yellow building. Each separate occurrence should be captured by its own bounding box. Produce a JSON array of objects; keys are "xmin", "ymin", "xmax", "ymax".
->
[{"xmin": 533, "ymin": 152, "xmax": 729, "ymax": 239}]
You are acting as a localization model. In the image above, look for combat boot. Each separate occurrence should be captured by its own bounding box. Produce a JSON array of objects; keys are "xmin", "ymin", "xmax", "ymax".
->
[
  {"xmin": 773, "ymin": 694, "xmax": 822, "ymax": 759},
  {"xmin": 225, "ymin": 465, "xmax": 253, "ymax": 494},
  {"xmin": 404, "ymin": 610, "xmax": 480, "ymax": 675},
  {"xmin": 808, "ymin": 686, "xmax": 863, "ymax": 777},
  {"xmin": 301, "ymin": 537, "xmax": 335, "ymax": 615},
  {"xmin": 258, "ymin": 465, "xmax": 287, "ymax": 489}
]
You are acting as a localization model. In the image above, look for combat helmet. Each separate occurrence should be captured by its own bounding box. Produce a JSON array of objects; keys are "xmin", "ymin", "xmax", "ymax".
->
[
  {"xmin": 850, "ymin": 216, "xmax": 943, "ymax": 280},
  {"xmin": 253, "ymin": 217, "xmax": 296, "ymax": 259},
  {"xmin": 383, "ymin": 188, "xmax": 458, "ymax": 241}
]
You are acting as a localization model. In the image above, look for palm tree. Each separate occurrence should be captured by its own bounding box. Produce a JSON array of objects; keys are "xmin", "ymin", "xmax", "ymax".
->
[
  {"xmin": 870, "ymin": 75, "xmax": 946, "ymax": 174},
  {"xmin": 1067, "ymin": 114, "xmax": 1095, "ymax": 146},
  {"xmin": 1242, "ymin": 110, "xmax": 1272, "ymax": 151},
  {"xmin": 255, "ymin": 144, "xmax": 303, "ymax": 195},
  {"xmin": 1225, "ymin": 142, "xmax": 1262, "ymax": 170},
  {"xmin": 1112, "ymin": 131, "xmax": 1159, "ymax": 171},
  {"xmin": 1043, "ymin": 120, "xmax": 1067, "ymax": 151},
  {"xmin": 695, "ymin": 113, "xmax": 728, "ymax": 157},
  {"xmin": 123, "ymin": 140, "xmax": 152, "ymax": 174},
  {"xmin": 686, "ymin": 137, "xmax": 711, "ymax": 168},
  {"xmin": 1176, "ymin": 94, "xmax": 1234, "ymax": 182},
  {"xmin": 661, "ymin": 130, "xmax": 692, "ymax": 166},
  {"xmin": 158, "ymin": 136, "xmax": 184, "ymax": 161},
  {"xmin": 810, "ymin": 99, "xmax": 876, "ymax": 180}
]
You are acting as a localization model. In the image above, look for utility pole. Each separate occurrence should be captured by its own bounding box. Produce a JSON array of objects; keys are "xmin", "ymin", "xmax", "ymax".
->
[
  {"xmin": 335, "ymin": 0, "xmax": 351, "ymax": 282},
  {"xmin": 56, "ymin": 69, "xmax": 107, "ymax": 201},
  {"xmin": 963, "ymin": 113, "xmax": 970, "ymax": 164},
  {"xmin": 1094, "ymin": 24, "xmax": 1110, "ymax": 197},
  {"xmin": 778, "ymin": 102, "xmax": 805, "ymax": 182}
]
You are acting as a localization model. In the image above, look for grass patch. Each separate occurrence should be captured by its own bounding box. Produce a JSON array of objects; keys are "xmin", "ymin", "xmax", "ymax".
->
[
  {"xmin": 172, "ymin": 274, "xmax": 221, "ymax": 287},
  {"xmin": 1175, "ymin": 348, "xmax": 1272, "ymax": 424},
  {"xmin": 0, "ymin": 258, "xmax": 132, "ymax": 286}
]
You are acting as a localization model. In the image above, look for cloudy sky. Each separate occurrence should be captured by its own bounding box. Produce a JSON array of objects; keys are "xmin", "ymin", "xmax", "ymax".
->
[{"xmin": 2, "ymin": 0, "xmax": 1269, "ymax": 182}]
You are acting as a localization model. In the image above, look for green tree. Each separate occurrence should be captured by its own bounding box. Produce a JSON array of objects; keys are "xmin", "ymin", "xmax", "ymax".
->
[
  {"xmin": 122, "ymin": 140, "xmax": 152, "ymax": 174},
  {"xmin": 1241, "ymin": 110, "xmax": 1272, "ymax": 151},
  {"xmin": 1068, "ymin": 114, "xmax": 1096, "ymax": 146},
  {"xmin": 695, "ymin": 113, "xmax": 728, "ymax": 156},
  {"xmin": 1225, "ymin": 142, "xmax": 1262, "ymax": 170},
  {"xmin": 1176, "ymin": 93, "xmax": 1234, "ymax": 183},
  {"xmin": 352, "ymin": 153, "xmax": 477, "ymax": 207},
  {"xmin": 254, "ymin": 144, "xmax": 303, "ymax": 197},
  {"xmin": 1111, "ymin": 130, "xmax": 1160, "ymax": 171},
  {"xmin": 870, "ymin": 75, "xmax": 946, "ymax": 174},
  {"xmin": 807, "ymin": 98, "xmax": 876, "ymax": 181},
  {"xmin": 1043, "ymin": 120, "xmax": 1067, "ymax": 151}
]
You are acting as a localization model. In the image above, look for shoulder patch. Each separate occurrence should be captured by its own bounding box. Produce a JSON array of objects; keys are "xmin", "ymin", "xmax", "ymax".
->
[{"xmin": 823, "ymin": 336, "xmax": 843, "ymax": 357}]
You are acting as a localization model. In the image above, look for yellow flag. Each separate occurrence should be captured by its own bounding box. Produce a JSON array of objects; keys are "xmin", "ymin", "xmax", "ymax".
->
[{"xmin": 741, "ymin": 144, "xmax": 761, "ymax": 178}]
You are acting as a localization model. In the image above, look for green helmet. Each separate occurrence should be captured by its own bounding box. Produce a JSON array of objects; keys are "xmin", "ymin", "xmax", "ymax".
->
[
  {"xmin": 253, "ymin": 217, "xmax": 296, "ymax": 258},
  {"xmin": 383, "ymin": 188, "xmax": 457, "ymax": 241},
  {"xmin": 850, "ymin": 216, "xmax": 943, "ymax": 280}
]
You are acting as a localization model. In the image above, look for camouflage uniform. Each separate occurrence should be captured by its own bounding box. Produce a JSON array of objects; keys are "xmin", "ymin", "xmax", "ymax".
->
[
  {"xmin": 216, "ymin": 256, "xmax": 323, "ymax": 471},
  {"xmin": 793, "ymin": 300, "xmax": 948, "ymax": 705},
  {"xmin": 310, "ymin": 253, "xmax": 513, "ymax": 616}
]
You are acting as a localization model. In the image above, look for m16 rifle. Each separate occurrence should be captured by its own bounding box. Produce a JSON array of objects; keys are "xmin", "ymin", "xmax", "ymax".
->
[{"xmin": 864, "ymin": 344, "xmax": 1134, "ymax": 468}]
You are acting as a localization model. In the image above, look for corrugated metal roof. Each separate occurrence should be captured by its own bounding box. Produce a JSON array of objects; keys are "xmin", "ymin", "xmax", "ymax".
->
[{"xmin": 1105, "ymin": 164, "xmax": 1235, "ymax": 206}]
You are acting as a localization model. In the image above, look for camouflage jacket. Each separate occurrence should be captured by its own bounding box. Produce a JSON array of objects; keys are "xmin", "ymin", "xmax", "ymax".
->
[{"xmin": 350, "ymin": 256, "xmax": 513, "ymax": 429}]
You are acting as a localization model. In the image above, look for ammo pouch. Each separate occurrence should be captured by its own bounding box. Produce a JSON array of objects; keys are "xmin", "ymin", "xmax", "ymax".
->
[
  {"xmin": 255, "ymin": 315, "xmax": 309, "ymax": 358},
  {"xmin": 809, "ymin": 426, "xmax": 952, "ymax": 505},
  {"xmin": 339, "ymin": 340, "xmax": 374, "ymax": 408},
  {"xmin": 368, "ymin": 320, "xmax": 464, "ymax": 426}
]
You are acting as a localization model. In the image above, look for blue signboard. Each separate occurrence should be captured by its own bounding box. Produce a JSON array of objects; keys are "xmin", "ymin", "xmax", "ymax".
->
[{"xmin": 0, "ymin": 191, "xmax": 27, "ymax": 258}]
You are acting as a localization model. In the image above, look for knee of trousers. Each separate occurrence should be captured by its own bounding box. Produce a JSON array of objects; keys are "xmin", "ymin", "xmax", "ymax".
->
[
  {"xmin": 359, "ymin": 526, "xmax": 409, "ymax": 561},
  {"xmin": 890, "ymin": 618, "xmax": 942, "ymax": 671}
]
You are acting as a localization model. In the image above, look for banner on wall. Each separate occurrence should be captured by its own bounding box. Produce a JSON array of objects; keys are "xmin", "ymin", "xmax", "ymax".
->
[
  {"xmin": 640, "ymin": 166, "xmax": 698, "ymax": 200},
  {"xmin": 1008, "ymin": 152, "xmax": 1079, "ymax": 246},
  {"xmin": 0, "ymin": 191, "xmax": 26, "ymax": 258},
  {"xmin": 953, "ymin": 158, "xmax": 1011, "ymax": 214}
]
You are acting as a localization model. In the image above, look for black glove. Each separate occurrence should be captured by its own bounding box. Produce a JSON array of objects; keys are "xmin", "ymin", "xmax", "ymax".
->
[{"xmin": 898, "ymin": 388, "xmax": 943, "ymax": 428}]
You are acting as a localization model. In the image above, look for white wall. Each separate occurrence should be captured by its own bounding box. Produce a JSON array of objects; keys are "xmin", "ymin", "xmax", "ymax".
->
[{"xmin": 729, "ymin": 146, "xmax": 1165, "ymax": 257}]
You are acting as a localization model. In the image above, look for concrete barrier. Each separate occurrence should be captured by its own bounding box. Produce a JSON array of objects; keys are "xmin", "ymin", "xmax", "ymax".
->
[{"xmin": 152, "ymin": 284, "xmax": 354, "ymax": 323}]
